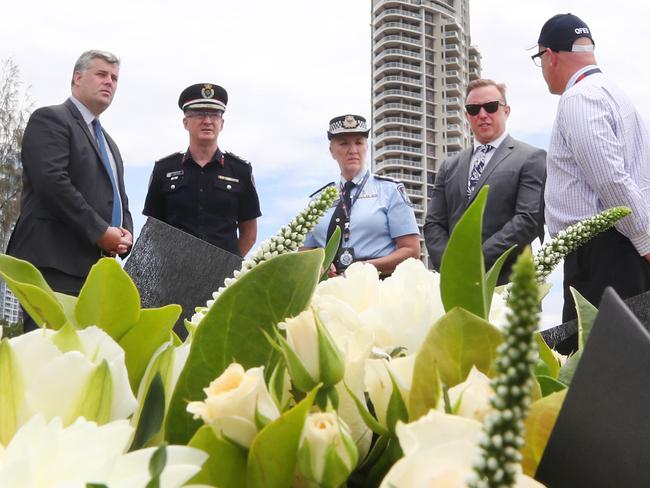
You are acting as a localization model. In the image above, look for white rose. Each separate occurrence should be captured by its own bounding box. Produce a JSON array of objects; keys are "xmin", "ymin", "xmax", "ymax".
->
[
  {"xmin": 297, "ymin": 412, "xmax": 358, "ymax": 487},
  {"xmin": 447, "ymin": 366, "xmax": 495, "ymax": 422},
  {"xmin": 365, "ymin": 355, "xmax": 415, "ymax": 429},
  {"xmin": 380, "ymin": 410, "xmax": 543, "ymax": 488},
  {"xmin": 0, "ymin": 414, "xmax": 206, "ymax": 488},
  {"xmin": 186, "ymin": 363, "xmax": 279, "ymax": 448},
  {"xmin": 315, "ymin": 262, "xmax": 382, "ymax": 314},
  {"xmin": 488, "ymin": 289, "xmax": 511, "ymax": 329}
]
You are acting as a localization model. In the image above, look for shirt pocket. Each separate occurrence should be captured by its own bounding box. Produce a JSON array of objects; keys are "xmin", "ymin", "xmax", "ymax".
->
[
  {"xmin": 214, "ymin": 178, "xmax": 242, "ymax": 194},
  {"xmin": 162, "ymin": 176, "xmax": 186, "ymax": 193}
]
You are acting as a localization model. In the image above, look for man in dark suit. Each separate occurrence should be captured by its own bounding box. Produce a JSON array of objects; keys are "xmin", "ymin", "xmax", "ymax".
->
[
  {"xmin": 7, "ymin": 50, "xmax": 133, "ymax": 330},
  {"xmin": 424, "ymin": 79, "xmax": 546, "ymax": 284}
]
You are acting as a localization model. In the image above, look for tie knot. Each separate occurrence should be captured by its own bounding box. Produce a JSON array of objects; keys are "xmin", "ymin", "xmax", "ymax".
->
[
  {"xmin": 479, "ymin": 144, "xmax": 492, "ymax": 154},
  {"xmin": 344, "ymin": 180, "xmax": 355, "ymax": 192},
  {"xmin": 92, "ymin": 118, "xmax": 101, "ymax": 128}
]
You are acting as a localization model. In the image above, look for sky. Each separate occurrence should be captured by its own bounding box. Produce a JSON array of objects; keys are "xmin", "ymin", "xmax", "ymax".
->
[{"xmin": 2, "ymin": 0, "xmax": 649, "ymax": 328}]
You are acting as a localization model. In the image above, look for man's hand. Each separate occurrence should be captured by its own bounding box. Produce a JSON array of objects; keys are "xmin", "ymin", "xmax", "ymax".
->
[{"xmin": 97, "ymin": 226, "xmax": 133, "ymax": 256}]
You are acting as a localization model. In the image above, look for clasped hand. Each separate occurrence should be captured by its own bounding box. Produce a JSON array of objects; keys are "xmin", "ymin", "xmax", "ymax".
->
[{"xmin": 97, "ymin": 226, "xmax": 133, "ymax": 256}]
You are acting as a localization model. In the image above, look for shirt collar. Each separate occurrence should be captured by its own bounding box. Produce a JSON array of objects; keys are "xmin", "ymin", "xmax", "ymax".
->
[
  {"xmin": 339, "ymin": 167, "xmax": 368, "ymax": 187},
  {"xmin": 565, "ymin": 64, "xmax": 600, "ymax": 91},
  {"xmin": 70, "ymin": 95, "xmax": 96, "ymax": 126},
  {"xmin": 183, "ymin": 147, "xmax": 223, "ymax": 165},
  {"xmin": 473, "ymin": 132, "xmax": 508, "ymax": 152}
]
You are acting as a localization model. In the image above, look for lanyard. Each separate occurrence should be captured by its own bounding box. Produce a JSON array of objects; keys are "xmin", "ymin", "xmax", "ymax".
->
[
  {"xmin": 574, "ymin": 67, "xmax": 602, "ymax": 84},
  {"xmin": 341, "ymin": 171, "xmax": 370, "ymax": 244}
]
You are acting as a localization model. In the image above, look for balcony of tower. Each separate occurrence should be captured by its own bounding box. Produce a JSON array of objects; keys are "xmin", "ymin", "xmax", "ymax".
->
[
  {"xmin": 374, "ymin": 143, "xmax": 423, "ymax": 157},
  {"xmin": 374, "ymin": 47, "xmax": 422, "ymax": 64},
  {"xmin": 374, "ymin": 129, "xmax": 422, "ymax": 144},
  {"xmin": 374, "ymin": 7, "xmax": 422, "ymax": 24},
  {"xmin": 374, "ymin": 34, "xmax": 421, "ymax": 50},
  {"xmin": 374, "ymin": 74, "xmax": 422, "ymax": 90},
  {"xmin": 373, "ymin": 20, "xmax": 422, "ymax": 38},
  {"xmin": 373, "ymin": 61, "xmax": 421, "ymax": 77},
  {"xmin": 374, "ymin": 88, "xmax": 421, "ymax": 104},
  {"xmin": 374, "ymin": 157, "xmax": 422, "ymax": 172},
  {"xmin": 374, "ymin": 100, "xmax": 422, "ymax": 116},
  {"xmin": 445, "ymin": 70, "xmax": 461, "ymax": 83},
  {"xmin": 374, "ymin": 115, "xmax": 421, "ymax": 130}
]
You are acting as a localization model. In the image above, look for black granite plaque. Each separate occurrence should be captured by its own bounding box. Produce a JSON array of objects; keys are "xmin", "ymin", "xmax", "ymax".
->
[
  {"xmin": 536, "ymin": 288, "xmax": 650, "ymax": 487},
  {"xmin": 540, "ymin": 290, "xmax": 650, "ymax": 349},
  {"xmin": 124, "ymin": 218, "xmax": 242, "ymax": 338}
]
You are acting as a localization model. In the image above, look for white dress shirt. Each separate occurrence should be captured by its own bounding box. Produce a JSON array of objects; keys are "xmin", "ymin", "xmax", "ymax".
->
[{"xmin": 545, "ymin": 65, "xmax": 650, "ymax": 255}]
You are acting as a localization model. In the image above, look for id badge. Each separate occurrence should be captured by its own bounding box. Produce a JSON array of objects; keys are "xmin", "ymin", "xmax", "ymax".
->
[{"xmin": 335, "ymin": 247, "xmax": 355, "ymax": 273}]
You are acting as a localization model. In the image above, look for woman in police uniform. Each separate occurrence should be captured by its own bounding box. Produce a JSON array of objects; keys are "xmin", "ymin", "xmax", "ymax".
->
[{"xmin": 302, "ymin": 114, "xmax": 420, "ymax": 276}]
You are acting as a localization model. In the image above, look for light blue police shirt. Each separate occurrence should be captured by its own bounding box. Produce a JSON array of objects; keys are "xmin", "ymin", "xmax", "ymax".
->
[{"xmin": 303, "ymin": 169, "xmax": 419, "ymax": 258}]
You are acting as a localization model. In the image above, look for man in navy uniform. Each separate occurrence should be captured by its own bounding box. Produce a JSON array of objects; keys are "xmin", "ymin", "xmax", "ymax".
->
[{"xmin": 143, "ymin": 83, "xmax": 261, "ymax": 257}]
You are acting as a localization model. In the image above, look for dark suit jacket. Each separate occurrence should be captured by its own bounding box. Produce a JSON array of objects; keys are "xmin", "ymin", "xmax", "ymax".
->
[
  {"xmin": 424, "ymin": 135, "xmax": 546, "ymax": 283},
  {"xmin": 7, "ymin": 98, "xmax": 133, "ymax": 280}
]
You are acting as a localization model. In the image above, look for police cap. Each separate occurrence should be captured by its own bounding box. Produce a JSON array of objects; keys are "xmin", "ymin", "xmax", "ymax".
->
[
  {"xmin": 178, "ymin": 83, "xmax": 228, "ymax": 112},
  {"xmin": 327, "ymin": 114, "xmax": 370, "ymax": 140}
]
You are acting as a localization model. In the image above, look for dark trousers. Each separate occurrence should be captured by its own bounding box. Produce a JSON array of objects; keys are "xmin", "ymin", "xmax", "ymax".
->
[
  {"xmin": 22, "ymin": 267, "xmax": 85, "ymax": 333},
  {"xmin": 556, "ymin": 228, "xmax": 650, "ymax": 354}
]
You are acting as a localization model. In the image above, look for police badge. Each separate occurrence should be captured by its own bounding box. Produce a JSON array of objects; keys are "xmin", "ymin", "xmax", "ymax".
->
[
  {"xmin": 335, "ymin": 247, "xmax": 355, "ymax": 273},
  {"xmin": 342, "ymin": 115, "xmax": 358, "ymax": 129},
  {"xmin": 201, "ymin": 83, "xmax": 215, "ymax": 99}
]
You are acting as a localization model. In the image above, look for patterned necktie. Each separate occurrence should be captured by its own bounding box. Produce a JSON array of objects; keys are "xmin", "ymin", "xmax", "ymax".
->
[
  {"xmin": 466, "ymin": 144, "xmax": 493, "ymax": 198},
  {"xmin": 92, "ymin": 119, "xmax": 122, "ymax": 226}
]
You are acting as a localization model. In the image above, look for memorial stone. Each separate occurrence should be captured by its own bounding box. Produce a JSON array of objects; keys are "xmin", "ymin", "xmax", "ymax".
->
[{"xmin": 124, "ymin": 218, "xmax": 242, "ymax": 338}]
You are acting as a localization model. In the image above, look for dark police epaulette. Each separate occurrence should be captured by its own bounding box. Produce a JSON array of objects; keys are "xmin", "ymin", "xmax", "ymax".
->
[
  {"xmin": 309, "ymin": 182, "xmax": 335, "ymax": 198},
  {"xmin": 374, "ymin": 174, "xmax": 401, "ymax": 184},
  {"xmin": 224, "ymin": 151, "xmax": 251, "ymax": 165},
  {"xmin": 155, "ymin": 152, "xmax": 183, "ymax": 164}
]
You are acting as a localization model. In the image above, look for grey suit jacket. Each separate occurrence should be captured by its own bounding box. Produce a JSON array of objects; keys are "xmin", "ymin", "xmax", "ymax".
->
[
  {"xmin": 424, "ymin": 135, "xmax": 546, "ymax": 283},
  {"xmin": 7, "ymin": 98, "xmax": 133, "ymax": 279}
]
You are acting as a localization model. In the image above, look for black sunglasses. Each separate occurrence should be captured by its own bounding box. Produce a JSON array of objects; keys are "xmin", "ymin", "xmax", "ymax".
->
[{"xmin": 464, "ymin": 101, "xmax": 506, "ymax": 116}]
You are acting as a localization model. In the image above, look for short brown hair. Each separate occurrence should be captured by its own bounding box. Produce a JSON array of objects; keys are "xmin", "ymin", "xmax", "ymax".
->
[{"xmin": 465, "ymin": 79, "xmax": 507, "ymax": 104}]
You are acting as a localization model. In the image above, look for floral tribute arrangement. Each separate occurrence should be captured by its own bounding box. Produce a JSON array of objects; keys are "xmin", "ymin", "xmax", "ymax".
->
[{"xmin": 0, "ymin": 186, "xmax": 629, "ymax": 488}]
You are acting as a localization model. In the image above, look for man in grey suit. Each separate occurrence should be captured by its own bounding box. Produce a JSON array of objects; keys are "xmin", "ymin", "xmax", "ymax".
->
[
  {"xmin": 424, "ymin": 79, "xmax": 546, "ymax": 284},
  {"xmin": 7, "ymin": 50, "xmax": 133, "ymax": 330}
]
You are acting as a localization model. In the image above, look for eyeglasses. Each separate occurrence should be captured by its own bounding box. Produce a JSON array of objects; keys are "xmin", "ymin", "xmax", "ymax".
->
[
  {"xmin": 185, "ymin": 110, "xmax": 223, "ymax": 120},
  {"xmin": 464, "ymin": 101, "xmax": 506, "ymax": 116},
  {"xmin": 531, "ymin": 49, "xmax": 548, "ymax": 67}
]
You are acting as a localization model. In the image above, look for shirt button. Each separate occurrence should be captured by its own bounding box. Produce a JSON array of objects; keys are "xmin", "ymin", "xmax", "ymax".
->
[
  {"xmin": 335, "ymin": 218, "xmax": 340, "ymax": 223},
  {"xmin": 171, "ymin": 184, "xmax": 176, "ymax": 190},
  {"xmin": 200, "ymin": 188, "xmax": 203, "ymax": 192},
  {"xmin": 226, "ymin": 184, "xmax": 232, "ymax": 190}
]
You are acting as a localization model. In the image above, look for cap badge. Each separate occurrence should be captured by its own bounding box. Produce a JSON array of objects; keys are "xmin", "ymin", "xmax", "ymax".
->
[
  {"xmin": 342, "ymin": 115, "xmax": 358, "ymax": 129},
  {"xmin": 201, "ymin": 83, "xmax": 215, "ymax": 99}
]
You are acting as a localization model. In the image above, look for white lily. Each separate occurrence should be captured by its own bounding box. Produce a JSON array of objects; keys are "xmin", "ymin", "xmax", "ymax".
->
[
  {"xmin": 0, "ymin": 325, "xmax": 137, "ymax": 445},
  {"xmin": 0, "ymin": 414, "xmax": 206, "ymax": 488}
]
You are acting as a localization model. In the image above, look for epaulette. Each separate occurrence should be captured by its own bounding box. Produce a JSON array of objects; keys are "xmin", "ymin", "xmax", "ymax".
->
[
  {"xmin": 224, "ymin": 151, "xmax": 251, "ymax": 166},
  {"xmin": 155, "ymin": 152, "xmax": 183, "ymax": 164},
  {"xmin": 309, "ymin": 181, "xmax": 335, "ymax": 198},
  {"xmin": 374, "ymin": 174, "xmax": 401, "ymax": 184}
]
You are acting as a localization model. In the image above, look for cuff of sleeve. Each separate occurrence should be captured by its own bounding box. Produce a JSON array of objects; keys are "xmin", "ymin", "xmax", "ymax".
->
[{"xmin": 628, "ymin": 233, "xmax": 650, "ymax": 256}]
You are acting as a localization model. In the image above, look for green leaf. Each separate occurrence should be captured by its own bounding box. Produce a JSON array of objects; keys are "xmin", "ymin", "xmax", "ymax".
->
[
  {"xmin": 485, "ymin": 245, "xmax": 516, "ymax": 310},
  {"xmin": 52, "ymin": 322, "xmax": 83, "ymax": 353},
  {"xmin": 119, "ymin": 305, "xmax": 180, "ymax": 392},
  {"xmin": 75, "ymin": 258, "xmax": 141, "ymax": 340},
  {"xmin": 343, "ymin": 382, "xmax": 390, "ymax": 437},
  {"xmin": 320, "ymin": 226, "xmax": 341, "ymax": 281},
  {"xmin": 535, "ymin": 333, "xmax": 560, "ymax": 379},
  {"xmin": 412, "ymin": 307, "xmax": 502, "ymax": 389},
  {"xmin": 247, "ymin": 387, "xmax": 319, "ymax": 488},
  {"xmin": 165, "ymin": 250, "xmax": 323, "ymax": 444},
  {"xmin": 74, "ymin": 359, "xmax": 112, "ymax": 424},
  {"xmin": 536, "ymin": 375, "xmax": 567, "ymax": 397},
  {"xmin": 0, "ymin": 254, "xmax": 67, "ymax": 329},
  {"xmin": 274, "ymin": 327, "xmax": 318, "ymax": 393},
  {"xmin": 385, "ymin": 370, "xmax": 409, "ymax": 435},
  {"xmin": 268, "ymin": 360, "xmax": 289, "ymax": 411},
  {"xmin": 145, "ymin": 444, "xmax": 167, "ymax": 488},
  {"xmin": 408, "ymin": 357, "xmax": 441, "ymax": 422},
  {"xmin": 0, "ymin": 339, "xmax": 22, "ymax": 445},
  {"xmin": 187, "ymin": 425, "xmax": 248, "ymax": 488},
  {"xmin": 440, "ymin": 186, "xmax": 489, "ymax": 318},
  {"xmin": 364, "ymin": 436, "xmax": 403, "ymax": 488},
  {"xmin": 53, "ymin": 292, "xmax": 79, "ymax": 328},
  {"xmin": 570, "ymin": 287, "xmax": 598, "ymax": 350},
  {"xmin": 130, "ymin": 373, "xmax": 166, "ymax": 451},
  {"xmin": 315, "ymin": 311, "xmax": 345, "ymax": 387},
  {"xmin": 558, "ymin": 289, "xmax": 598, "ymax": 385}
]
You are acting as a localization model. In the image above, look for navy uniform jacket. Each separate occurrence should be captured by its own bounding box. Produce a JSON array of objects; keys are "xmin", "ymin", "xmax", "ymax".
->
[{"xmin": 143, "ymin": 148, "xmax": 261, "ymax": 256}]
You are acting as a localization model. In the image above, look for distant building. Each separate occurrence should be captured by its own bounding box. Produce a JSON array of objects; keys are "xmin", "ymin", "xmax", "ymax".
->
[
  {"xmin": 1, "ymin": 280, "xmax": 21, "ymax": 325},
  {"xmin": 370, "ymin": 0, "xmax": 481, "ymax": 264}
]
